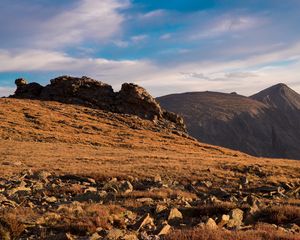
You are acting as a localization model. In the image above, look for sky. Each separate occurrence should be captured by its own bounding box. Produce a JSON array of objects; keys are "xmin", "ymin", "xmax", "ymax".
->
[{"xmin": 1, "ymin": 0, "xmax": 300, "ymax": 97}]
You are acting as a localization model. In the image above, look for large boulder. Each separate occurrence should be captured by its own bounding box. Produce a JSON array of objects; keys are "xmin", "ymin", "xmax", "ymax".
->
[
  {"xmin": 116, "ymin": 83, "xmax": 163, "ymax": 120},
  {"xmin": 40, "ymin": 76, "xmax": 115, "ymax": 109},
  {"xmin": 14, "ymin": 78, "xmax": 43, "ymax": 98}
]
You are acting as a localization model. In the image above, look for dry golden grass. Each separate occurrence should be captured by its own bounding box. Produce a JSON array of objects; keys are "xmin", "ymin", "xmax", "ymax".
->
[
  {"xmin": 254, "ymin": 205, "xmax": 300, "ymax": 225},
  {"xmin": 0, "ymin": 98, "xmax": 299, "ymax": 187},
  {"xmin": 0, "ymin": 207, "xmax": 37, "ymax": 239},
  {"xmin": 166, "ymin": 224, "xmax": 299, "ymax": 240}
]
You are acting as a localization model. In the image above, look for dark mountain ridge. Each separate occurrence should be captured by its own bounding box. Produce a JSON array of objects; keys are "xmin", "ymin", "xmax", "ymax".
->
[{"xmin": 158, "ymin": 83, "xmax": 300, "ymax": 160}]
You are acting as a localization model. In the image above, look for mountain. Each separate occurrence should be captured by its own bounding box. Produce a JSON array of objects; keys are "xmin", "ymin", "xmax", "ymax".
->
[
  {"xmin": 251, "ymin": 83, "xmax": 300, "ymax": 110},
  {"xmin": 1, "ymin": 77, "xmax": 300, "ymax": 239},
  {"xmin": 157, "ymin": 84, "xmax": 300, "ymax": 160}
]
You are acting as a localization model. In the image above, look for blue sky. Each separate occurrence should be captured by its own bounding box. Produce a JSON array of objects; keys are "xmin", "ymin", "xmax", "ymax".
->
[{"xmin": 1, "ymin": 0, "xmax": 300, "ymax": 96}]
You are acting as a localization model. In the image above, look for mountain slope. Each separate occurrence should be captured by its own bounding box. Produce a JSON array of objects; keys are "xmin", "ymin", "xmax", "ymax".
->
[
  {"xmin": 251, "ymin": 83, "xmax": 300, "ymax": 110},
  {"xmin": 158, "ymin": 84, "xmax": 300, "ymax": 159},
  {"xmin": 1, "ymin": 83, "xmax": 300, "ymax": 239},
  {"xmin": 0, "ymin": 96, "xmax": 248, "ymax": 180}
]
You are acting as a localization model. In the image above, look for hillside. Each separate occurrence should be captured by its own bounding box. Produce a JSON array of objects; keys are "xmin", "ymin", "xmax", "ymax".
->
[
  {"xmin": 0, "ymin": 78, "xmax": 299, "ymax": 239},
  {"xmin": 158, "ymin": 84, "xmax": 300, "ymax": 160}
]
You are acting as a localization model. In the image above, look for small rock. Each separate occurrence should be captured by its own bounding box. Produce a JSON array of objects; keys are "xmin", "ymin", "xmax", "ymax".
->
[
  {"xmin": 87, "ymin": 178, "xmax": 96, "ymax": 185},
  {"xmin": 98, "ymin": 190, "xmax": 108, "ymax": 198},
  {"xmin": 202, "ymin": 180, "xmax": 212, "ymax": 188},
  {"xmin": 121, "ymin": 181, "xmax": 133, "ymax": 194},
  {"xmin": 7, "ymin": 186, "xmax": 31, "ymax": 196},
  {"xmin": 154, "ymin": 174, "xmax": 162, "ymax": 183},
  {"xmin": 156, "ymin": 223, "xmax": 171, "ymax": 235},
  {"xmin": 45, "ymin": 196, "xmax": 57, "ymax": 203},
  {"xmin": 218, "ymin": 214, "xmax": 230, "ymax": 227},
  {"xmin": 206, "ymin": 218, "xmax": 218, "ymax": 229},
  {"xmin": 227, "ymin": 208, "xmax": 244, "ymax": 228},
  {"xmin": 155, "ymin": 204, "xmax": 167, "ymax": 214},
  {"xmin": 90, "ymin": 232, "xmax": 101, "ymax": 240},
  {"xmin": 136, "ymin": 198, "xmax": 153, "ymax": 203},
  {"xmin": 84, "ymin": 187, "xmax": 98, "ymax": 193},
  {"xmin": 168, "ymin": 208, "xmax": 183, "ymax": 221},
  {"xmin": 134, "ymin": 213, "xmax": 154, "ymax": 231}
]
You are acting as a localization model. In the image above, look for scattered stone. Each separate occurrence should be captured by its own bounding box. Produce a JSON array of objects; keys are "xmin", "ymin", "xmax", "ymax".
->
[
  {"xmin": 134, "ymin": 214, "xmax": 154, "ymax": 231},
  {"xmin": 227, "ymin": 208, "xmax": 244, "ymax": 228},
  {"xmin": 218, "ymin": 214, "xmax": 230, "ymax": 227},
  {"xmin": 156, "ymin": 223, "xmax": 171, "ymax": 235},
  {"xmin": 84, "ymin": 187, "xmax": 97, "ymax": 193},
  {"xmin": 45, "ymin": 196, "xmax": 57, "ymax": 203},
  {"xmin": 121, "ymin": 181, "xmax": 133, "ymax": 194},
  {"xmin": 90, "ymin": 232, "xmax": 101, "ymax": 240},
  {"xmin": 155, "ymin": 204, "xmax": 167, "ymax": 214},
  {"xmin": 154, "ymin": 174, "xmax": 162, "ymax": 183},
  {"xmin": 7, "ymin": 186, "xmax": 31, "ymax": 196},
  {"xmin": 201, "ymin": 180, "xmax": 212, "ymax": 188},
  {"xmin": 168, "ymin": 208, "xmax": 183, "ymax": 221},
  {"xmin": 98, "ymin": 190, "xmax": 108, "ymax": 198},
  {"xmin": 136, "ymin": 198, "xmax": 153, "ymax": 203},
  {"xmin": 206, "ymin": 218, "xmax": 218, "ymax": 229}
]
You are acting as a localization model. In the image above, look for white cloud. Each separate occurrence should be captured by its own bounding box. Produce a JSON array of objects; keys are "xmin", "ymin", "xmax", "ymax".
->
[
  {"xmin": 113, "ymin": 40, "xmax": 129, "ymax": 48},
  {"xmin": 160, "ymin": 33, "xmax": 172, "ymax": 40},
  {"xmin": 225, "ymin": 72, "xmax": 258, "ymax": 78},
  {"xmin": 0, "ymin": 48, "xmax": 156, "ymax": 90},
  {"xmin": 33, "ymin": 0, "xmax": 129, "ymax": 48},
  {"xmin": 1, "ymin": 41, "xmax": 300, "ymax": 97},
  {"xmin": 131, "ymin": 34, "xmax": 148, "ymax": 43},
  {"xmin": 189, "ymin": 14, "xmax": 264, "ymax": 40},
  {"xmin": 140, "ymin": 10, "xmax": 166, "ymax": 19},
  {"xmin": 0, "ymin": 87, "xmax": 14, "ymax": 97}
]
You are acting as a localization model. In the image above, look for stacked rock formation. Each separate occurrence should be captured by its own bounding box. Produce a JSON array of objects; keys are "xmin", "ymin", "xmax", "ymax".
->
[{"xmin": 11, "ymin": 76, "xmax": 186, "ymax": 132}]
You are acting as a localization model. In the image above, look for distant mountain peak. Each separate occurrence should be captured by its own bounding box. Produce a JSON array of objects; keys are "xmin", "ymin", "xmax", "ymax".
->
[{"xmin": 251, "ymin": 83, "xmax": 300, "ymax": 110}]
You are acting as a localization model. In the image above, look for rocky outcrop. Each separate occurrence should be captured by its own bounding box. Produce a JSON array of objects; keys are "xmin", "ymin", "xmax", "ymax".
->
[
  {"xmin": 11, "ymin": 76, "xmax": 186, "ymax": 132},
  {"xmin": 14, "ymin": 78, "xmax": 43, "ymax": 99}
]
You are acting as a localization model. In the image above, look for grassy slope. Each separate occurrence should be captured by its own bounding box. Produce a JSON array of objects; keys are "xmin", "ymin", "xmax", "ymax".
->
[{"xmin": 0, "ymin": 98, "xmax": 299, "ymax": 185}]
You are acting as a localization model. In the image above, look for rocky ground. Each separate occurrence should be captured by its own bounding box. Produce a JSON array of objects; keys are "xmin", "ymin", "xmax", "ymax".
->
[{"xmin": 0, "ymin": 170, "xmax": 299, "ymax": 239}]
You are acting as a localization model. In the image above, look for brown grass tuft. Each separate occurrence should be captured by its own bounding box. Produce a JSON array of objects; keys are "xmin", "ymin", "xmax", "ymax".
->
[
  {"xmin": 254, "ymin": 205, "xmax": 300, "ymax": 225},
  {"xmin": 165, "ymin": 224, "xmax": 299, "ymax": 240}
]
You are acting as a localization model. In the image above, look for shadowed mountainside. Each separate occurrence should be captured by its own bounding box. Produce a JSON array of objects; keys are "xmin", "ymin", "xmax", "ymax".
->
[{"xmin": 157, "ymin": 84, "xmax": 300, "ymax": 160}]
